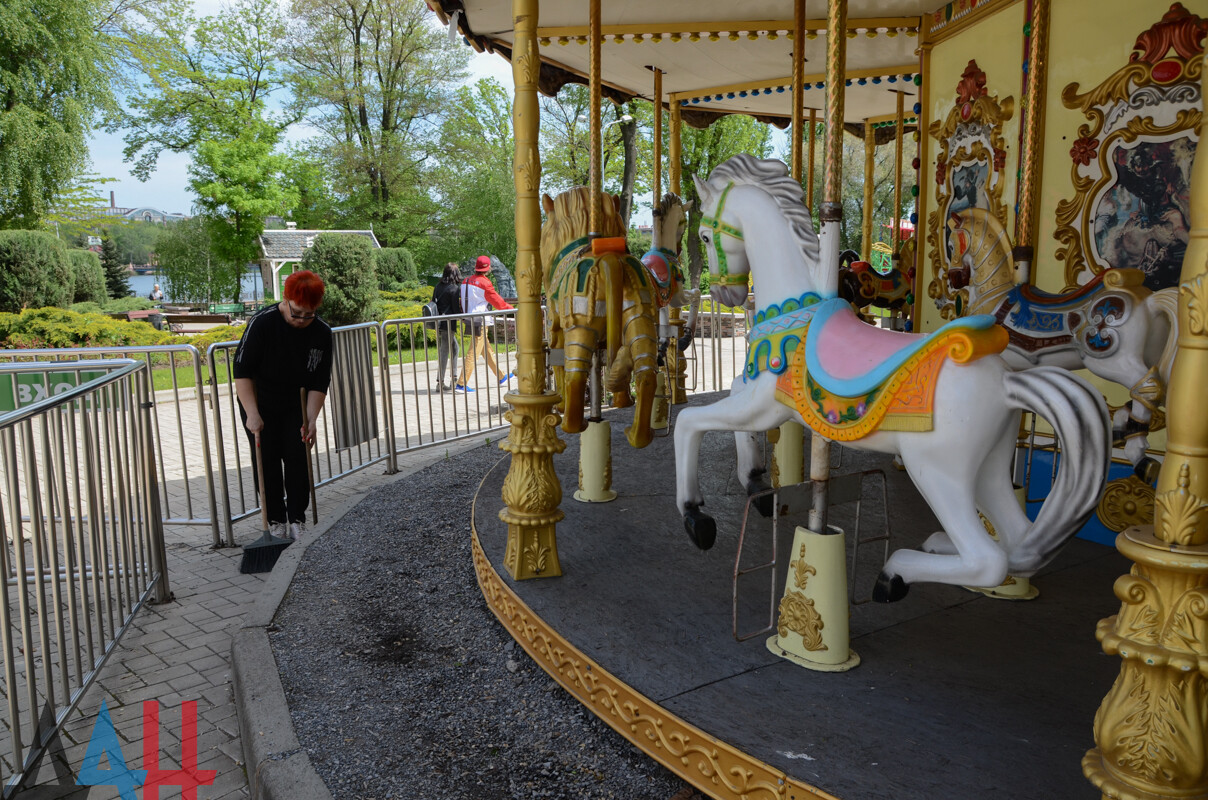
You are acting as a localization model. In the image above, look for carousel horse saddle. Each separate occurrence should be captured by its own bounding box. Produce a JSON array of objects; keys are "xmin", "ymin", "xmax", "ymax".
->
[
  {"xmin": 805, "ymin": 299, "xmax": 999, "ymax": 397},
  {"xmin": 640, "ymin": 247, "xmax": 681, "ymax": 305}
]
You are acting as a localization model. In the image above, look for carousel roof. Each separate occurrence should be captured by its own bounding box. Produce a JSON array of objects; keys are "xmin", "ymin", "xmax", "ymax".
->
[{"xmin": 427, "ymin": 1, "xmax": 956, "ymax": 128}]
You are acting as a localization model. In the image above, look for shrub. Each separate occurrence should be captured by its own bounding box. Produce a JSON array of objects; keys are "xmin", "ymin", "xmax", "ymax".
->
[
  {"xmin": 376, "ymin": 247, "xmax": 417, "ymax": 288},
  {"xmin": 300, "ymin": 234, "xmax": 380, "ymax": 326},
  {"xmin": 70, "ymin": 301, "xmax": 104, "ymax": 314},
  {"xmin": 69, "ymin": 249, "xmax": 108, "ymax": 304},
  {"xmin": 0, "ymin": 230, "xmax": 74, "ymax": 312},
  {"xmin": 0, "ymin": 307, "xmax": 174, "ymax": 349},
  {"xmin": 103, "ymin": 296, "xmax": 155, "ymax": 313}
]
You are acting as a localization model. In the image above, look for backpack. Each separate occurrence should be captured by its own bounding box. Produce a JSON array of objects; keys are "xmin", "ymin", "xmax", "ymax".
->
[{"xmin": 421, "ymin": 300, "xmax": 439, "ymax": 330}]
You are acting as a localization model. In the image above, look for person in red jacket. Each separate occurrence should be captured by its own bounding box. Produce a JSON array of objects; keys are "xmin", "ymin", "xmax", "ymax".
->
[{"xmin": 453, "ymin": 256, "xmax": 514, "ymax": 392}]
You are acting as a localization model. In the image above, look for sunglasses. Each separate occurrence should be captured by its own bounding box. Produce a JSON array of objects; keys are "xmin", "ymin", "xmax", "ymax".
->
[{"xmin": 288, "ymin": 301, "xmax": 316, "ymax": 321}]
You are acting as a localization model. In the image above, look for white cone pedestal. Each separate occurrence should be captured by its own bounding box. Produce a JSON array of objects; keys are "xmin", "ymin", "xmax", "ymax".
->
[
  {"xmin": 573, "ymin": 420, "xmax": 617, "ymax": 503},
  {"xmin": 767, "ymin": 525, "xmax": 860, "ymax": 672}
]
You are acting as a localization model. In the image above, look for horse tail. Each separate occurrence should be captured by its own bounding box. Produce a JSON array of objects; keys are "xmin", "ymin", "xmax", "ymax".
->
[
  {"xmin": 1002, "ymin": 366, "xmax": 1110, "ymax": 572},
  {"xmin": 1145, "ymin": 287, "xmax": 1180, "ymax": 389}
]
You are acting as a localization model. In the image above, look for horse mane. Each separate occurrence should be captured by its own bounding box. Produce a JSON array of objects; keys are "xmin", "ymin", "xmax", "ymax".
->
[
  {"xmin": 708, "ymin": 154, "xmax": 820, "ymax": 265},
  {"xmin": 652, "ymin": 192, "xmax": 681, "ymax": 220},
  {"xmin": 540, "ymin": 186, "xmax": 626, "ymax": 278}
]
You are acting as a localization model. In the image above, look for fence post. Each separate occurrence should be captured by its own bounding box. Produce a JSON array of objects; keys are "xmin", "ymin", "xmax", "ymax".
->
[
  {"xmin": 139, "ymin": 368, "xmax": 172, "ymax": 603},
  {"xmin": 378, "ymin": 323, "xmax": 399, "ymax": 474},
  {"xmin": 208, "ymin": 344, "xmax": 237, "ymax": 548}
]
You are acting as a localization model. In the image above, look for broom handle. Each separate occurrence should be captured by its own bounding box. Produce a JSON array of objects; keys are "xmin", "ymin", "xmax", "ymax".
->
[
  {"xmin": 302, "ymin": 388, "xmax": 318, "ymax": 524},
  {"xmin": 254, "ymin": 430, "xmax": 270, "ymax": 533}
]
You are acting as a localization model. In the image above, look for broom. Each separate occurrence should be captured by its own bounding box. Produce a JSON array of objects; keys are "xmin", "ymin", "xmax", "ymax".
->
[
  {"xmin": 302, "ymin": 388, "xmax": 318, "ymax": 525},
  {"xmin": 239, "ymin": 429, "xmax": 293, "ymax": 574}
]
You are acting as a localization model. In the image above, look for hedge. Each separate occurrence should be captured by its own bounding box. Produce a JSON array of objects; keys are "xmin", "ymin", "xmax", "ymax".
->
[
  {"xmin": 69, "ymin": 249, "xmax": 107, "ymax": 304},
  {"xmin": 0, "ymin": 231, "xmax": 74, "ymax": 312}
]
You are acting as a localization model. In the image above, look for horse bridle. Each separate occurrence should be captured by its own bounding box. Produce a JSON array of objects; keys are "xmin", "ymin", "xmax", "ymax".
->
[{"xmin": 699, "ymin": 182, "xmax": 749, "ymax": 287}]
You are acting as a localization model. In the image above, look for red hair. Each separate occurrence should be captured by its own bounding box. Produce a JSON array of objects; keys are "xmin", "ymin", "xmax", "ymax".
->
[{"xmin": 284, "ymin": 270, "xmax": 325, "ymax": 307}]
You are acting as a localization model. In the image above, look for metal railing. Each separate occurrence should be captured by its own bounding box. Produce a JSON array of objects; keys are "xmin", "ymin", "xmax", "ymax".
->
[
  {"xmin": 379, "ymin": 309, "xmax": 518, "ymax": 469},
  {"xmin": 0, "ymin": 346, "xmax": 219, "ymax": 545},
  {"xmin": 0, "ymin": 360, "xmax": 170, "ymax": 796},
  {"xmin": 682, "ymin": 294, "xmax": 749, "ymax": 394}
]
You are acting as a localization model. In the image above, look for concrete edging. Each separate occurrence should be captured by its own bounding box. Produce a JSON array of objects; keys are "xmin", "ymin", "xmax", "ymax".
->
[{"xmin": 231, "ymin": 433, "xmax": 496, "ymax": 800}]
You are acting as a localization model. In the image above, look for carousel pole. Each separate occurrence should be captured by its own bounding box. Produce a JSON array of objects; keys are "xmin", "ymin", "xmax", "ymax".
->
[
  {"xmin": 807, "ymin": 107, "xmax": 818, "ymax": 213},
  {"xmin": 772, "ymin": 0, "xmax": 808, "ymax": 491},
  {"xmin": 667, "ymin": 98, "xmax": 688, "ymax": 405},
  {"xmin": 811, "ymin": 0, "xmax": 848, "ymax": 536},
  {"xmin": 767, "ymin": 0, "xmax": 858, "ymax": 674},
  {"xmin": 860, "ymin": 118, "xmax": 875, "ymax": 262},
  {"xmin": 499, "ymin": 0, "xmax": 566, "ymax": 580},
  {"xmin": 911, "ymin": 19, "xmax": 931, "ymax": 326},
  {"xmin": 650, "ymin": 66, "xmax": 671, "ymax": 433},
  {"xmin": 1082, "ymin": 61, "xmax": 1208, "ymax": 800},
  {"xmin": 893, "ymin": 91, "xmax": 904, "ymax": 251},
  {"xmin": 1014, "ymin": 0, "xmax": 1050, "ymax": 285},
  {"xmin": 575, "ymin": 0, "xmax": 616, "ymax": 503}
]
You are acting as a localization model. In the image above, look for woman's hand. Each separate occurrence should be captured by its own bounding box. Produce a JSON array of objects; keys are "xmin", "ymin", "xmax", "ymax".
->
[
  {"xmin": 244, "ymin": 413, "xmax": 264, "ymax": 434},
  {"xmin": 301, "ymin": 417, "xmax": 318, "ymax": 445}
]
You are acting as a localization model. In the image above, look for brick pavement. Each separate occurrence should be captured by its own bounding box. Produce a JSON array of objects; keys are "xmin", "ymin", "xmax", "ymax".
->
[{"xmin": 18, "ymin": 433, "xmax": 495, "ymax": 800}]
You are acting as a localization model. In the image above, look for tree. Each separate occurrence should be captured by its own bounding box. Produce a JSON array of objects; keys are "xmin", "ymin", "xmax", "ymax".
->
[
  {"xmin": 108, "ymin": 220, "xmax": 161, "ymax": 266},
  {"xmin": 300, "ymin": 234, "xmax": 379, "ymax": 325},
  {"xmin": 0, "ymin": 0, "xmax": 115, "ymax": 227},
  {"xmin": 376, "ymin": 248, "xmax": 417, "ymax": 290},
  {"xmin": 0, "ymin": 231, "xmax": 74, "ymax": 311},
  {"xmin": 421, "ymin": 78, "xmax": 517, "ymax": 272},
  {"xmin": 69, "ymin": 248, "xmax": 108, "ymax": 303},
  {"xmin": 100, "ymin": 235, "xmax": 130, "ymax": 298},
  {"xmin": 155, "ymin": 217, "xmax": 243, "ymax": 304},
  {"xmin": 117, "ymin": 0, "xmax": 298, "ymax": 260},
  {"xmin": 677, "ymin": 115, "xmax": 773, "ymax": 291},
  {"xmin": 287, "ymin": 0, "xmax": 469, "ymax": 247}
]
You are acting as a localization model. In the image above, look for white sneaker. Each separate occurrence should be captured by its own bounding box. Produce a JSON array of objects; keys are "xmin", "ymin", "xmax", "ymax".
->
[
  {"xmin": 288, "ymin": 521, "xmax": 305, "ymax": 542},
  {"xmin": 269, "ymin": 522, "xmax": 288, "ymax": 539}
]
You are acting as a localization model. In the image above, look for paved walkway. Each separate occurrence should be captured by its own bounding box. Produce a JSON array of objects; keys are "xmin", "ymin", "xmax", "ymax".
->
[{"xmin": 20, "ymin": 432, "xmax": 496, "ymax": 799}]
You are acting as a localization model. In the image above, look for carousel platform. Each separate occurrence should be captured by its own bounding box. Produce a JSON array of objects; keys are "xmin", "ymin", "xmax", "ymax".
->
[{"xmin": 471, "ymin": 392, "xmax": 1127, "ymax": 800}]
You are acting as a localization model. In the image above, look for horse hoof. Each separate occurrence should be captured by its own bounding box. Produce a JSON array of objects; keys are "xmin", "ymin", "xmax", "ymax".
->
[
  {"xmin": 683, "ymin": 509, "xmax": 716, "ymax": 551},
  {"xmin": 626, "ymin": 425, "xmax": 652, "ymax": 449},
  {"xmin": 873, "ymin": 572, "xmax": 908, "ymax": 603},
  {"xmin": 677, "ymin": 333, "xmax": 693, "ymax": 352},
  {"xmin": 1134, "ymin": 457, "xmax": 1161, "ymax": 485},
  {"xmin": 747, "ymin": 478, "xmax": 774, "ymax": 517}
]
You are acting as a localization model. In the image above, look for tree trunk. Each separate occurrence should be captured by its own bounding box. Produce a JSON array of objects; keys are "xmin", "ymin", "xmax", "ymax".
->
[{"xmin": 619, "ymin": 118, "xmax": 638, "ymax": 228}]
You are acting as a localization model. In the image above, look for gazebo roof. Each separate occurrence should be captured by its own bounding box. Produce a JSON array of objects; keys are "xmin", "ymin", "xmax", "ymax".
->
[
  {"xmin": 427, "ymin": 1, "xmax": 955, "ymax": 128},
  {"xmin": 259, "ymin": 229, "xmax": 382, "ymax": 261}
]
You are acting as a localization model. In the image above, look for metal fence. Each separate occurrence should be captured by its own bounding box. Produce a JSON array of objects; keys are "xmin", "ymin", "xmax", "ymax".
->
[
  {"xmin": 0, "ymin": 346, "xmax": 219, "ymax": 544},
  {"xmin": 0, "ymin": 360, "xmax": 170, "ymax": 796},
  {"xmin": 1, "ymin": 301, "xmax": 747, "ymax": 545}
]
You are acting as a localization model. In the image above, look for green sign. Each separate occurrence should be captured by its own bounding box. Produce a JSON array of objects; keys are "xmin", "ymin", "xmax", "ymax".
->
[{"xmin": 0, "ymin": 370, "xmax": 109, "ymax": 412}]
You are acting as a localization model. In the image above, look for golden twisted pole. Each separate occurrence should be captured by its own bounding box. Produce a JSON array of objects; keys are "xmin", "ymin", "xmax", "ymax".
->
[
  {"xmin": 1083, "ymin": 66, "xmax": 1208, "ymax": 798},
  {"xmin": 652, "ymin": 67, "xmax": 662, "ymax": 201},
  {"xmin": 668, "ymin": 99, "xmax": 687, "ymax": 404},
  {"xmin": 1014, "ymin": 0, "xmax": 1050, "ymax": 276},
  {"xmin": 499, "ymin": 0, "xmax": 566, "ymax": 580},
  {"xmin": 807, "ymin": 107, "xmax": 818, "ymax": 212},
  {"xmin": 861, "ymin": 118, "xmax": 875, "ymax": 262},
  {"xmin": 893, "ymin": 91, "xmax": 904, "ymax": 249},
  {"xmin": 588, "ymin": 0, "xmax": 602, "ymax": 237}
]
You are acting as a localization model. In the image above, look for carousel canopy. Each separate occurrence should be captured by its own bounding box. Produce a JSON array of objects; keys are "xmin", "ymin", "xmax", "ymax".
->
[{"xmin": 427, "ymin": 1, "xmax": 949, "ymax": 128}]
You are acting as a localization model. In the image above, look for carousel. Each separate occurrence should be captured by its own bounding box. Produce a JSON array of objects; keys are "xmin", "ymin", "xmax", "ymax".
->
[{"xmin": 428, "ymin": 1, "xmax": 1208, "ymax": 797}]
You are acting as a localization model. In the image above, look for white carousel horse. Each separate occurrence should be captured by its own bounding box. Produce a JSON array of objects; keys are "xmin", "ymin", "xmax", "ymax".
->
[
  {"xmin": 641, "ymin": 193, "xmax": 699, "ymax": 356},
  {"xmin": 945, "ymin": 208, "xmax": 1179, "ymax": 478},
  {"xmin": 674, "ymin": 154, "xmax": 1111, "ymax": 602}
]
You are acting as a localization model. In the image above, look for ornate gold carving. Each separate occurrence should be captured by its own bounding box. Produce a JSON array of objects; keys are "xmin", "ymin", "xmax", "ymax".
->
[
  {"xmin": 470, "ymin": 527, "xmax": 836, "ymax": 800},
  {"xmin": 1054, "ymin": 4, "xmax": 1204, "ymax": 289},
  {"xmin": 1099, "ymin": 476, "xmax": 1157, "ymax": 533},
  {"xmin": 775, "ymin": 544, "xmax": 826, "ymax": 651},
  {"xmin": 791, "ymin": 542, "xmax": 816, "ymax": 590},
  {"xmin": 1154, "ymin": 463, "xmax": 1208, "ymax": 547},
  {"xmin": 1183, "ymin": 272, "xmax": 1208, "ymax": 335},
  {"xmin": 499, "ymin": 397, "xmax": 567, "ymax": 580},
  {"xmin": 927, "ymin": 60, "xmax": 1015, "ymax": 319}
]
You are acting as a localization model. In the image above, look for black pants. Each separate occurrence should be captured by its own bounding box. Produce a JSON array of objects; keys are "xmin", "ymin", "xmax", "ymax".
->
[{"xmin": 240, "ymin": 398, "xmax": 309, "ymax": 524}]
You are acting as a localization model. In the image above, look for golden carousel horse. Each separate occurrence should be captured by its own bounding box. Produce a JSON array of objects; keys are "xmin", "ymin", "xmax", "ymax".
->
[{"xmin": 541, "ymin": 187, "xmax": 658, "ymax": 448}]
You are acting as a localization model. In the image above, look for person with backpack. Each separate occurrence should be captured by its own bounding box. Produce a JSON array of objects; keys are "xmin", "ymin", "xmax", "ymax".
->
[
  {"xmin": 453, "ymin": 255, "xmax": 514, "ymax": 393},
  {"xmin": 432, "ymin": 263, "xmax": 463, "ymax": 391}
]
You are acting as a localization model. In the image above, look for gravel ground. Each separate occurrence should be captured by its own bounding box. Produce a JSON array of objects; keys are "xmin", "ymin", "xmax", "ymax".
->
[{"xmin": 270, "ymin": 443, "xmax": 697, "ymax": 800}]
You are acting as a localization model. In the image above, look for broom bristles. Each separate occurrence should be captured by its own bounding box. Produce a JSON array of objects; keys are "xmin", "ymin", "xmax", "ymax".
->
[{"xmin": 239, "ymin": 530, "xmax": 293, "ymax": 574}]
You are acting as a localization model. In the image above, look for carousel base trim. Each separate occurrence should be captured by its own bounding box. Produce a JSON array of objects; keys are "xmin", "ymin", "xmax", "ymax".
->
[{"xmin": 471, "ymin": 476, "xmax": 842, "ymax": 800}]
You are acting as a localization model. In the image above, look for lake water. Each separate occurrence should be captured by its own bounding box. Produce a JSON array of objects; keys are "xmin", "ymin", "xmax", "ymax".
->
[{"xmin": 127, "ymin": 271, "xmax": 265, "ymax": 303}]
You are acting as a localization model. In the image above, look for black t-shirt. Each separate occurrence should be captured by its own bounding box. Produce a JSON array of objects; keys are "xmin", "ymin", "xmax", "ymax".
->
[
  {"xmin": 232, "ymin": 305, "xmax": 333, "ymax": 410},
  {"xmin": 432, "ymin": 281, "xmax": 461, "ymax": 332}
]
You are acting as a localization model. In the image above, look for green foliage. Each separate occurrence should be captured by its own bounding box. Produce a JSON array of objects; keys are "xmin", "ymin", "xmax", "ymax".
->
[
  {"xmin": 300, "ymin": 234, "xmax": 380, "ymax": 326},
  {"xmin": 182, "ymin": 324, "xmax": 246, "ymax": 355},
  {"xmin": 376, "ymin": 248, "xmax": 417, "ymax": 289},
  {"xmin": 100, "ymin": 235, "xmax": 130, "ymax": 298},
  {"xmin": 288, "ymin": 0, "xmax": 468, "ymax": 248},
  {"xmin": 70, "ymin": 301, "xmax": 103, "ymax": 314},
  {"xmin": 103, "ymin": 296, "xmax": 154, "ymax": 313},
  {"xmin": 68, "ymin": 249, "xmax": 107, "ymax": 303},
  {"xmin": 0, "ymin": 0, "xmax": 115, "ymax": 227},
  {"xmin": 419, "ymin": 79, "xmax": 517, "ymax": 270},
  {"xmin": 0, "ymin": 230, "xmax": 73, "ymax": 312},
  {"xmin": 156, "ymin": 217, "xmax": 244, "ymax": 304},
  {"xmin": 108, "ymin": 220, "xmax": 162, "ymax": 266},
  {"xmin": 0, "ymin": 307, "xmax": 173, "ymax": 349},
  {"xmin": 380, "ymin": 287, "xmax": 431, "ymax": 304}
]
